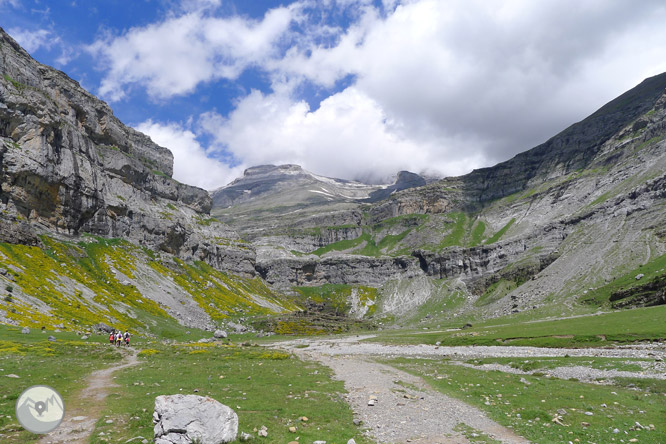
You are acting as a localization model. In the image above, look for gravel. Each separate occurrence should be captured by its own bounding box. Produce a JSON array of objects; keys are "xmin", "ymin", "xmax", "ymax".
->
[{"xmin": 273, "ymin": 335, "xmax": 666, "ymax": 444}]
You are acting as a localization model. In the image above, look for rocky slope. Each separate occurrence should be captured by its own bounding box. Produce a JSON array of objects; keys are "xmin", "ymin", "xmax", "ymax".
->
[
  {"xmin": 0, "ymin": 28, "xmax": 291, "ymax": 332},
  {"xmin": 212, "ymin": 73, "xmax": 666, "ymax": 324},
  {"xmin": 1, "ymin": 24, "xmax": 665, "ymax": 333}
]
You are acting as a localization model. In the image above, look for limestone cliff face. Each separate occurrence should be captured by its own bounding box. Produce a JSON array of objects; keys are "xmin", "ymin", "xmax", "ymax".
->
[
  {"xmin": 213, "ymin": 74, "xmax": 666, "ymax": 320},
  {"xmin": 0, "ymin": 28, "xmax": 254, "ymax": 276}
]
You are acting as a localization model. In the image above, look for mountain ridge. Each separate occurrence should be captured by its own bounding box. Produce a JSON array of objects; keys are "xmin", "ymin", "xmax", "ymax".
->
[{"xmin": 1, "ymin": 25, "xmax": 665, "ymax": 334}]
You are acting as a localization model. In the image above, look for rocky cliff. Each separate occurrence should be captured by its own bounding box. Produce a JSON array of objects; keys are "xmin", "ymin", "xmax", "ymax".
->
[
  {"xmin": 211, "ymin": 73, "xmax": 666, "ymax": 323},
  {"xmin": 0, "ymin": 28, "xmax": 254, "ymax": 276},
  {"xmin": 2, "ymin": 24, "xmax": 666, "ymax": 332}
]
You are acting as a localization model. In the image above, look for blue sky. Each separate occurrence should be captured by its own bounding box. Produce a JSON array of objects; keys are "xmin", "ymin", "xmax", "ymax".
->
[{"xmin": 2, "ymin": 0, "xmax": 666, "ymax": 189}]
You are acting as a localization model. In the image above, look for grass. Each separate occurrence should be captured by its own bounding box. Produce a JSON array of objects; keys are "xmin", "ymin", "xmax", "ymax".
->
[
  {"xmin": 465, "ymin": 356, "xmax": 651, "ymax": 373},
  {"xmin": 580, "ymin": 252, "xmax": 666, "ymax": 306},
  {"xmin": 0, "ymin": 236, "xmax": 295, "ymax": 336},
  {"xmin": 484, "ymin": 218, "xmax": 516, "ymax": 245},
  {"xmin": 438, "ymin": 212, "xmax": 467, "ymax": 248},
  {"xmin": 0, "ymin": 325, "xmax": 122, "ymax": 443},
  {"xmin": 292, "ymin": 283, "xmax": 377, "ymax": 317},
  {"xmin": 368, "ymin": 304, "xmax": 666, "ymax": 347},
  {"xmin": 89, "ymin": 341, "xmax": 369, "ymax": 444},
  {"xmin": 388, "ymin": 356, "xmax": 666, "ymax": 444},
  {"xmin": 0, "ymin": 326, "xmax": 369, "ymax": 443}
]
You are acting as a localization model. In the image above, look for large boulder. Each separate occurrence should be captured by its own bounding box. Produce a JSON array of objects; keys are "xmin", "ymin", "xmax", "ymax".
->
[
  {"xmin": 213, "ymin": 330, "xmax": 227, "ymax": 339},
  {"xmin": 153, "ymin": 395, "xmax": 238, "ymax": 444}
]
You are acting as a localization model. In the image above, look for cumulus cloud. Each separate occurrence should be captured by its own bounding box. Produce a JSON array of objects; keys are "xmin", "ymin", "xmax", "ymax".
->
[
  {"xmin": 274, "ymin": 0, "xmax": 666, "ymax": 165},
  {"xmin": 88, "ymin": 6, "xmax": 294, "ymax": 101},
  {"xmin": 96, "ymin": 0, "xmax": 666, "ymax": 185},
  {"xmin": 136, "ymin": 120, "xmax": 244, "ymax": 190},
  {"xmin": 199, "ymin": 87, "xmax": 487, "ymax": 183},
  {"xmin": 7, "ymin": 28, "xmax": 56, "ymax": 53}
]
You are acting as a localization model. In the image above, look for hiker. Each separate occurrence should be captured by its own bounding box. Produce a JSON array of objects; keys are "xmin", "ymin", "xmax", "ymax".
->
[
  {"xmin": 115, "ymin": 331, "xmax": 123, "ymax": 347},
  {"xmin": 124, "ymin": 330, "xmax": 130, "ymax": 347},
  {"xmin": 109, "ymin": 331, "xmax": 115, "ymax": 345}
]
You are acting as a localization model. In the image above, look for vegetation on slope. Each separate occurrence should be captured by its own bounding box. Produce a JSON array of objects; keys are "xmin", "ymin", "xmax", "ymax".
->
[{"xmin": 0, "ymin": 236, "xmax": 295, "ymax": 335}]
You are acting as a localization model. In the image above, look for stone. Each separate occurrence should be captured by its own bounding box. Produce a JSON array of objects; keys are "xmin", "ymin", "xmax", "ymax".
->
[
  {"xmin": 153, "ymin": 395, "xmax": 237, "ymax": 444},
  {"xmin": 347, "ymin": 440, "xmax": 357, "ymax": 444},
  {"xmin": 48, "ymin": 336, "xmax": 57, "ymax": 342},
  {"xmin": 239, "ymin": 432, "xmax": 253, "ymax": 441},
  {"xmin": 81, "ymin": 335, "xmax": 89, "ymax": 340},
  {"xmin": 214, "ymin": 330, "xmax": 228, "ymax": 339},
  {"xmin": 95, "ymin": 323, "xmax": 114, "ymax": 333},
  {"xmin": 5, "ymin": 374, "xmax": 19, "ymax": 378},
  {"xmin": 635, "ymin": 273, "xmax": 645, "ymax": 280},
  {"xmin": 313, "ymin": 441, "xmax": 326, "ymax": 444},
  {"xmin": 288, "ymin": 426, "xmax": 297, "ymax": 433},
  {"xmin": 21, "ymin": 327, "xmax": 29, "ymax": 334}
]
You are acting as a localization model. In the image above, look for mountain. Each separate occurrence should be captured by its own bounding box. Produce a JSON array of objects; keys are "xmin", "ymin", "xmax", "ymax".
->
[
  {"xmin": 211, "ymin": 164, "xmax": 430, "ymax": 239},
  {"xmin": 1, "ymin": 25, "xmax": 665, "ymax": 335},
  {"xmin": 0, "ymin": 27, "xmax": 294, "ymax": 333},
  {"xmin": 212, "ymin": 73, "xmax": 666, "ymax": 323}
]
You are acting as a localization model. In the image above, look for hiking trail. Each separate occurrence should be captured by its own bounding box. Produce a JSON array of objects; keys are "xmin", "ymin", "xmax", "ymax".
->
[{"xmin": 38, "ymin": 347, "xmax": 139, "ymax": 444}]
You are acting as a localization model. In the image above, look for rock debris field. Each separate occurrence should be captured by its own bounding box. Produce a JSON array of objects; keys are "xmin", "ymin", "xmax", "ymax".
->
[{"xmin": 276, "ymin": 335, "xmax": 666, "ymax": 444}]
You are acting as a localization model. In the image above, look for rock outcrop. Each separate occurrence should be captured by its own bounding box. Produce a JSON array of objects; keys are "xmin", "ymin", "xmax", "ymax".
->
[
  {"xmin": 0, "ymin": 27, "xmax": 254, "ymax": 276},
  {"xmin": 154, "ymin": 395, "xmax": 238, "ymax": 444}
]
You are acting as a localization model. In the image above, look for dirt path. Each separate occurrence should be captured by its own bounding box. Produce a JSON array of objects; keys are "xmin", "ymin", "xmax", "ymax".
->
[
  {"xmin": 38, "ymin": 347, "xmax": 139, "ymax": 444},
  {"xmin": 276, "ymin": 335, "xmax": 666, "ymax": 443},
  {"xmin": 282, "ymin": 338, "xmax": 530, "ymax": 444}
]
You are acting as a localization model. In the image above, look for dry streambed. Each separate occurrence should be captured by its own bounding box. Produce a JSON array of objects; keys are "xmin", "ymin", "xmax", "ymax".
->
[{"xmin": 277, "ymin": 336, "xmax": 666, "ymax": 444}]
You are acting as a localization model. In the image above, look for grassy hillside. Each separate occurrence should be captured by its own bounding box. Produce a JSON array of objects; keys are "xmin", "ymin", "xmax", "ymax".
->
[{"xmin": 0, "ymin": 236, "xmax": 296, "ymax": 336}]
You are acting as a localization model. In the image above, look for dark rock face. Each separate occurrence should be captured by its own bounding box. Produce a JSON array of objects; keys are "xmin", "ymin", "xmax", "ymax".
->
[
  {"xmin": 256, "ymin": 255, "xmax": 422, "ymax": 288},
  {"xmin": 610, "ymin": 275, "xmax": 666, "ymax": 308},
  {"xmin": 364, "ymin": 171, "xmax": 427, "ymax": 202},
  {"xmin": 0, "ymin": 28, "xmax": 253, "ymax": 276},
  {"xmin": 462, "ymin": 72, "xmax": 666, "ymax": 203}
]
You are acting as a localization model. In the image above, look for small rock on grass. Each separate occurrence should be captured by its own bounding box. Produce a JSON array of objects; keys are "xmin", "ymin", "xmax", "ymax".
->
[
  {"xmin": 347, "ymin": 439, "xmax": 357, "ymax": 444},
  {"xmin": 21, "ymin": 327, "xmax": 29, "ymax": 334}
]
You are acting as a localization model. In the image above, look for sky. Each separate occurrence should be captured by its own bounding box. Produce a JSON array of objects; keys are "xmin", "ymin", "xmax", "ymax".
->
[{"xmin": 2, "ymin": 0, "xmax": 666, "ymax": 190}]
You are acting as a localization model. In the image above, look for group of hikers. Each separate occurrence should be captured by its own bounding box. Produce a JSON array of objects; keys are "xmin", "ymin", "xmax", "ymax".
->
[{"xmin": 109, "ymin": 330, "xmax": 131, "ymax": 347}]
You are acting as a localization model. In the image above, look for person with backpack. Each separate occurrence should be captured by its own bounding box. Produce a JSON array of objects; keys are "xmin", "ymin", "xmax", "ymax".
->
[
  {"xmin": 124, "ymin": 330, "xmax": 130, "ymax": 347},
  {"xmin": 115, "ymin": 331, "xmax": 123, "ymax": 347},
  {"xmin": 109, "ymin": 331, "xmax": 115, "ymax": 345}
]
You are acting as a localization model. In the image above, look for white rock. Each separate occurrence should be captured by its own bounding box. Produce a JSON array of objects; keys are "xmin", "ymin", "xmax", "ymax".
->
[
  {"xmin": 214, "ymin": 330, "xmax": 228, "ymax": 339},
  {"xmin": 154, "ymin": 394, "xmax": 238, "ymax": 444}
]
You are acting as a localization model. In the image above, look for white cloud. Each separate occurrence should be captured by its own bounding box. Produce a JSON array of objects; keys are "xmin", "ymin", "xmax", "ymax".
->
[
  {"xmin": 97, "ymin": 0, "xmax": 666, "ymax": 185},
  {"xmin": 89, "ymin": 6, "xmax": 294, "ymax": 101},
  {"xmin": 274, "ymin": 0, "xmax": 666, "ymax": 165},
  {"xmin": 136, "ymin": 120, "xmax": 244, "ymax": 190},
  {"xmin": 199, "ymin": 87, "xmax": 487, "ymax": 183},
  {"xmin": 7, "ymin": 28, "xmax": 55, "ymax": 53}
]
